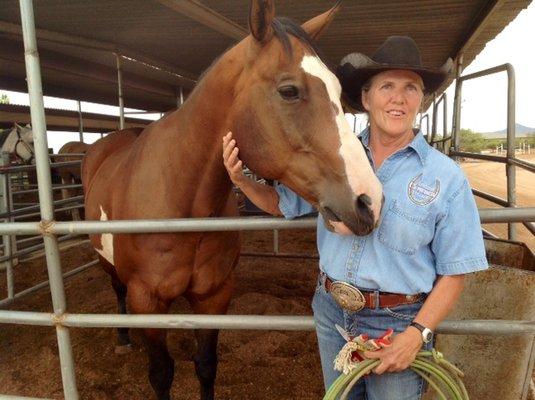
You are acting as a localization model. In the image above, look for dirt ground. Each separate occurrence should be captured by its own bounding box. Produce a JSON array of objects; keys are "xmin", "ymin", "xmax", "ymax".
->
[
  {"xmin": 0, "ymin": 229, "xmax": 324, "ymax": 400},
  {"xmin": 460, "ymin": 152, "xmax": 535, "ymax": 252}
]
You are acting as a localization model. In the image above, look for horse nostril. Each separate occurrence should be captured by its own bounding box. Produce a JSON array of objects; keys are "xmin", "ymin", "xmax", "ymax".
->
[{"xmin": 356, "ymin": 194, "xmax": 372, "ymax": 212}]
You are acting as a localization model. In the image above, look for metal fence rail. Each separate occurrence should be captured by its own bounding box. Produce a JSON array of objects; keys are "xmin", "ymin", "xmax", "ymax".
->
[
  {"xmin": 1, "ymin": 311, "xmax": 534, "ymax": 335},
  {"xmin": 0, "ymin": 208, "xmax": 533, "ymax": 236}
]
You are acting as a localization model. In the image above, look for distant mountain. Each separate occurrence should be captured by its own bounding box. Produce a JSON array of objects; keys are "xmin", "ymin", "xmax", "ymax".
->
[{"xmin": 481, "ymin": 123, "xmax": 535, "ymax": 138}]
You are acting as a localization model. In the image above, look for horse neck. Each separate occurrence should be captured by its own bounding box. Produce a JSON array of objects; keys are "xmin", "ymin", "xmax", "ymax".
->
[
  {"xmin": 146, "ymin": 44, "xmax": 246, "ymax": 217},
  {"xmin": 1, "ymin": 129, "xmax": 17, "ymax": 153}
]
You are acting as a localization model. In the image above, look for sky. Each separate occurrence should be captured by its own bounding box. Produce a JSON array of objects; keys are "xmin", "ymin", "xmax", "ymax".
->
[{"xmin": 1, "ymin": 2, "xmax": 535, "ymax": 151}]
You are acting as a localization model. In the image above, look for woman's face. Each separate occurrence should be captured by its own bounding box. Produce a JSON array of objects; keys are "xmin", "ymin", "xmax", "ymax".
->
[{"xmin": 361, "ymin": 69, "xmax": 424, "ymax": 139}]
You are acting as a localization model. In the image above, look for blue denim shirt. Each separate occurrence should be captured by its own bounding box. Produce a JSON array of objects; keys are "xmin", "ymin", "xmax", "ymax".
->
[{"xmin": 275, "ymin": 128, "xmax": 488, "ymax": 294}]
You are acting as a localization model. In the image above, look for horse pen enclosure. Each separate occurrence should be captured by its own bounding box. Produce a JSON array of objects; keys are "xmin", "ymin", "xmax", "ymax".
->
[{"xmin": 1, "ymin": 1, "xmax": 535, "ymax": 399}]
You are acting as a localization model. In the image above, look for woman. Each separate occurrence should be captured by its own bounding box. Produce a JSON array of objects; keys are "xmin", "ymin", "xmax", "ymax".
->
[{"xmin": 222, "ymin": 36, "xmax": 488, "ymax": 399}]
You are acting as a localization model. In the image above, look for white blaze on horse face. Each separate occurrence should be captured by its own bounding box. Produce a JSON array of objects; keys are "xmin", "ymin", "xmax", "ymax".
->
[
  {"xmin": 96, "ymin": 205, "xmax": 115, "ymax": 266},
  {"xmin": 300, "ymin": 55, "xmax": 383, "ymax": 220}
]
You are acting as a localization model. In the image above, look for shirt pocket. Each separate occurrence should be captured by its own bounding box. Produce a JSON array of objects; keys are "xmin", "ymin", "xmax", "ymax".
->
[{"xmin": 377, "ymin": 199, "xmax": 432, "ymax": 256}]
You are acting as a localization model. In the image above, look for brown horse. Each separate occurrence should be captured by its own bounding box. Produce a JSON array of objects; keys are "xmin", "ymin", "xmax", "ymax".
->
[
  {"xmin": 82, "ymin": 1, "xmax": 382, "ymax": 399},
  {"xmin": 56, "ymin": 141, "xmax": 90, "ymax": 220}
]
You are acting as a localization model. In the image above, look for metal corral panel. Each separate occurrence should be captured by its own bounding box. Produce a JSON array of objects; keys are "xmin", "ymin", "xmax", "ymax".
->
[
  {"xmin": 0, "ymin": 104, "xmax": 151, "ymax": 133},
  {"xmin": 427, "ymin": 238, "xmax": 535, "ymax": 400},
  {"xmin": 0, "ymin": 0, "xmax": 532, "ymax": 111}
]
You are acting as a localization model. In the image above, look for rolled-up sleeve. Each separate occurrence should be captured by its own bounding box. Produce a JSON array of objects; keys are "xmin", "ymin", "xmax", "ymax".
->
[
  {"xmin": 432, "ymin": 177, "xmax": 488, "ymax": 275},
  {"xmin": 275, "ymin": 183, "xmax": 315, "ymax": 219}
]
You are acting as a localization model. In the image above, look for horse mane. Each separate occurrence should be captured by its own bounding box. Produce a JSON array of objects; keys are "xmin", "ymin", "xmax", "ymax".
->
[
  {"xmin": 272, "ymin": 17, "xmax": 326, "ymax": 63},
  {"xmin": 0, "ymin": 128, "xmax": 12, "ymax": 147},
  {"xmin": 196, "ymin": 16, "xmax": 329, "ymax": 84}
]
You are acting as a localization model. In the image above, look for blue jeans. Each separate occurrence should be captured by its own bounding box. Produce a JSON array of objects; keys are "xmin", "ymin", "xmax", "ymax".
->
[{"xmin": 312, "ymin": 274, "xmax": 432, "ymax": 400}]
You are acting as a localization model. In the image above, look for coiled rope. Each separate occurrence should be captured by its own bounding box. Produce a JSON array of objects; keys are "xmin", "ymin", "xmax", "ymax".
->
[{"xmin": 323, "ymin": 348, "xmax": 469, "ymax": 400}]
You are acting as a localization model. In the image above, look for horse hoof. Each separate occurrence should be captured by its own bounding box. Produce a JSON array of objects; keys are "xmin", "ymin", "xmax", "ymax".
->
[{"xmin": 114, "ymin": 344, "xmax": 133, "ymax": 354}]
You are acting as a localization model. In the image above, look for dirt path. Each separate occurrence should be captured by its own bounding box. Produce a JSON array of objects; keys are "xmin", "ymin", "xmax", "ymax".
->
[{"xmin": 461, "ymin": 153, "xmax": 535, "ymax": 251}]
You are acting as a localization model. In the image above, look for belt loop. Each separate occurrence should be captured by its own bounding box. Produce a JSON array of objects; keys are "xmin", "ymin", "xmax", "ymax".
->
[{"xmin": 374, "ymin": 290, "xmax": 380, "ymax": 309}]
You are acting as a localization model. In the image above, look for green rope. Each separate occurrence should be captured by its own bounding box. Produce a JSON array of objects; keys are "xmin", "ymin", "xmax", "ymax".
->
[{"xmin": 323, "ymin": 350, "xmax": 469, "ymax": 400}]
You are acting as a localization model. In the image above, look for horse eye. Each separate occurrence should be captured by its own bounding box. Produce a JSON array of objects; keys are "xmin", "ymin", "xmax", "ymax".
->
[{"xmin": 278, "ymin": 85, "xmax": 300, "ymax": 101}]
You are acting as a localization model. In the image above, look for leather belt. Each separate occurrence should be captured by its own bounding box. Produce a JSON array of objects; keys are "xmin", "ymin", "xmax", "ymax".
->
[{"xmin": 323, "ymin": 275, "xmax": 423, "ymax": 311}]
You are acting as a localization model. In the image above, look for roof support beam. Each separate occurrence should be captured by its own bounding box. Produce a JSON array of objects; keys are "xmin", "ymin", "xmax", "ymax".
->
[
  {"xmin": 0, "ymin": 75, "xmax": 172, "ymax": 112},
  {"xmin": 0, "ymin": 104, "xmax": 149, "ymax": 133},
  {"xmin": 454, "ymin": 0, "xmax": 507, "ymax": 59},
  {"xmin": 0, "ymin": 20, "xmax": 198, "ymax": 84},
  {"xmin": 156, "ymin": 0, "xmax": 248, "ymax": 41}
]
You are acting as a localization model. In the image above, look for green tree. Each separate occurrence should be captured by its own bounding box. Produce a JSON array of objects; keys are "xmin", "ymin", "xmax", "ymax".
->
[
  {"xmin": 0, "ymin": 93, "xmax": 9, "ymax": 104},
  {"xmin": 459, "ymin": 128, "xmax": 486, "ymax": 153}
]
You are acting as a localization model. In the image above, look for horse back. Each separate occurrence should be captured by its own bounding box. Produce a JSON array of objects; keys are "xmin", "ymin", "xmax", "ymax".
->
[
  {"xmin": 82, "ymin": 128, "xmax": 143, "ymax": 195},
  {"xmin": 58, "ymin": 141, "xmax": 90, "ymax": 155}
]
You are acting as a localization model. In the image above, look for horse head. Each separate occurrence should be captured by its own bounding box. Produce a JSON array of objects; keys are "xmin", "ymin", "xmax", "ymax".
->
[
  {"xmin": 13, "ymin": 123, "xmax": 35, "ymax": 164},
  {"xmin": 228, "ymin": 0, "xmax": 383, "ymax": 235}
]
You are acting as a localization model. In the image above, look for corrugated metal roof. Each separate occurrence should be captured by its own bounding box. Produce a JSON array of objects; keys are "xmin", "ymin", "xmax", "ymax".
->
[{"xmin": 0, "ymin": 0, "xmax": 531, "ymax": 112}]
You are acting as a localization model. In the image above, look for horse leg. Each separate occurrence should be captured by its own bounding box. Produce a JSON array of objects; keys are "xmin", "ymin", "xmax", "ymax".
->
[
  {"xmin": 128, "ymin": 281, "xmax": 175, "ymax": 400},
  {"xmin": 144, "ymin": 328, "xmax": 174, "ymax": 400},
  {"xmin": 110, "ymin": 274, "xmax": 132, "ymax": 353},
  {"xmin": 97, "ymin": 255, "xmax": 132, "ymax": 353},
  {"xmin": 60, "ymin": 176, "xmax": 80, "ymax": 221},
  {"xmin": 60, "ymin": 176, "xmax": 69, "ymax": 204},
  {"xmin": 68, "ymin": 175, "xmax": 81, "ymax": 221},
  {"xmin": 193, "ymin": 329, "xmax": 219, "ymax": 400},
  {"xmin": 188, "ymin": 275, "xmax": 235, "ymax": 400}
]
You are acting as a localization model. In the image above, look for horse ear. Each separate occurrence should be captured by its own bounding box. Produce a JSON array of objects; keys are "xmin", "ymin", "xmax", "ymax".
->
[
  {"xmin": 301, "ymin": 1, "xmax": 341, "ymax": 41},
  {"xmin": 249, "ymin": 0, "xmax": 275, "ymax": 44}
]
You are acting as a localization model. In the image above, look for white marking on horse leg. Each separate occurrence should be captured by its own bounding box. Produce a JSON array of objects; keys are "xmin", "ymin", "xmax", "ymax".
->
[
  {"xmin": 96, "ymin": 205, "xmax": 114, "ymax": 266},
  {"xmin": 300, "ymin": 55, "xmax": 383, "ymax": 218}
]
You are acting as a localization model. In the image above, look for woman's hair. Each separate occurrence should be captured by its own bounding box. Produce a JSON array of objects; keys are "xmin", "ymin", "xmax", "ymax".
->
[{"xmin": 361, "ymin": 77, "xmax": 373, "ymax": 94}]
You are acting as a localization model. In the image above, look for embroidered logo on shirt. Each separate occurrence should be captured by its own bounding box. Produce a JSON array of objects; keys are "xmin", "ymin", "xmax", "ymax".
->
[{"xmin": 407, "ymin": 174, "xmax": 440, "ymax": 205}]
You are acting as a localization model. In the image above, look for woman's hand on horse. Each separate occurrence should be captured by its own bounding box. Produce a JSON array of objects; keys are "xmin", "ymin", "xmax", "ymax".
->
[
  {"xmin": 223, "ymin": 131, "xmax": 246, "ymax": 186},
  {"xmin": 329, "ymin": 220, "xmax": 354, "ymax": 236}
]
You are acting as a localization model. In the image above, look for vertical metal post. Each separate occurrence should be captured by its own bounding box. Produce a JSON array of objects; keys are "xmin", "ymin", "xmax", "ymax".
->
[
  {"xmin": 77, "ymin": 100, "xmax": 84, "ymax": 142},
  {"xmin": 452, "ymin": 55, "xmax": 463, "ymax": 161},
  {"xmin": 1, "ymin": 153, "xmax": 14, "ymax": 299},
  {"xmin": 442, "ymin": 95, "xmax": 448, "ymax": 152},
  {"xmin": 18, "ymin": 1, "xmax": 79, "ymax": 399},
  {"xmin": 431, "ymin": 97, "xmax": 437, "ymax": 144},
  {"xmin": 116, "ymin": 53, "xmax": 125, "ymax": 130},
  {"xmin": 5, "ymin": 154, "xmax": 18, "ymax": 269},
  {"xmin": 505, "ymin": 64, "xmax": 516, "ymax": 240}
]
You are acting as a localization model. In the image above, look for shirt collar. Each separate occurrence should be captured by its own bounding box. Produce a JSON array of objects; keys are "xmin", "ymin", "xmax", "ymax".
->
[{"xmin": 357, "ymin": 127, "xmax": 429, "ymax": 165}]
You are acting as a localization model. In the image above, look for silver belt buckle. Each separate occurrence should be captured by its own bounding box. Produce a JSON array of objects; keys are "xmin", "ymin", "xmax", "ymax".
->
[{"xmin": 330, "ymin": 281, "xmax": 366, "ymax": 312}]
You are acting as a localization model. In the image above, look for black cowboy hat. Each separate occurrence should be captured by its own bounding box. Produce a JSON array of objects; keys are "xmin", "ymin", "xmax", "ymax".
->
[{"xmin": 336, "ymin": 36, "xmax": 453, "ymax": 112}]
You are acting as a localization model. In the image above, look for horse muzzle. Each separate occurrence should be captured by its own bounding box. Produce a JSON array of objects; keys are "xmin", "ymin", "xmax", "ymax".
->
[{"xmin": 319, "ymin": 193, "xmax": 382, "ymax": 236}]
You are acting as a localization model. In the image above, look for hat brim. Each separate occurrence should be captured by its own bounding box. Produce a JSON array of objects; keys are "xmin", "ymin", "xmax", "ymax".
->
[{"xmin": 336, "ymin": 53, "xmax": 453, "ymax": 112}]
